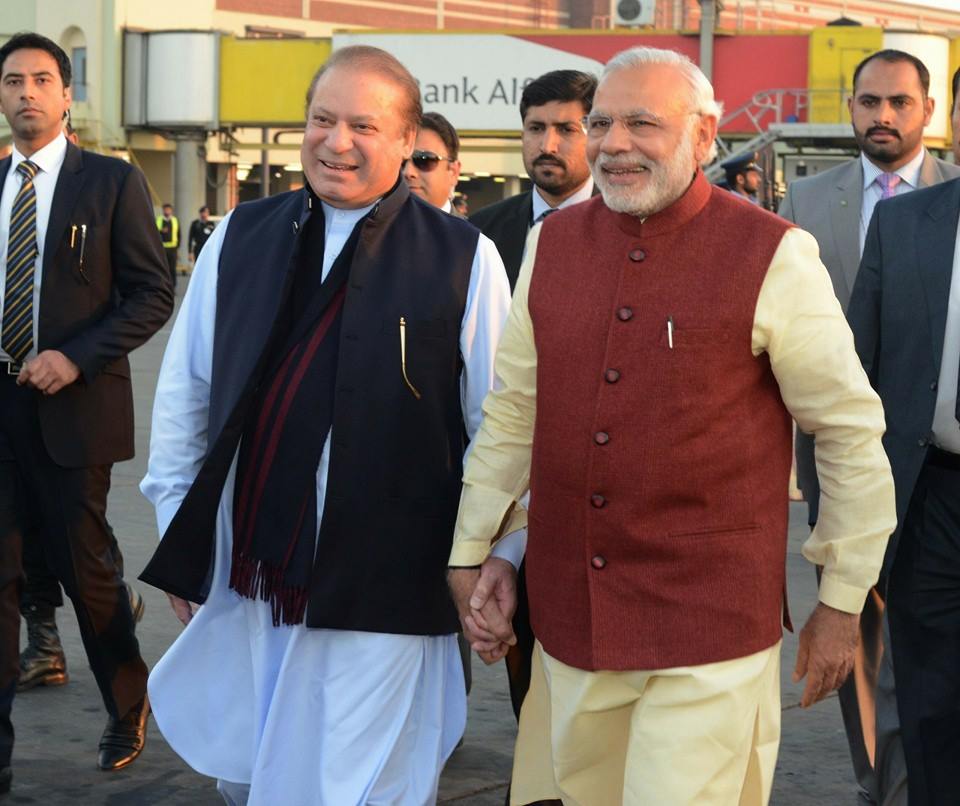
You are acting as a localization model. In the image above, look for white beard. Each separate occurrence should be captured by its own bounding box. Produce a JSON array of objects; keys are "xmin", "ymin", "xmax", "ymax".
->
[{"xmin": 591, "ymin": 127, "xmax": 697, "ymax": 218}]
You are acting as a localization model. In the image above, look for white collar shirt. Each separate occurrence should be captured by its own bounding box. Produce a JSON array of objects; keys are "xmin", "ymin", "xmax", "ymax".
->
[
  {"xmin": 530, "ymin": 176, "xmax": 594, "ymax": 226},
  {"xmin": 859, "ymin": 148, "xmax": 925, "ymax": 256},
  {"xmin": 0, "ymin": 132, "xmax": 68, "ymax": 362},
  {"xmin": 320, "ymin": 200, "xmax": 376, "ymax": 281}
]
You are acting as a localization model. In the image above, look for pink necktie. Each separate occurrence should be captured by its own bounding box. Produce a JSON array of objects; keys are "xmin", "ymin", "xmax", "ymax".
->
[{"xmin": 877, "ymin": 172, "xmax": 902, "ymax": 200}]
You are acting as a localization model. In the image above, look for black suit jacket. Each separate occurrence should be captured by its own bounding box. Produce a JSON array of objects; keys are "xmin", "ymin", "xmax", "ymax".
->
[
  {"xmin": 469, "ymin": 191, "xmax": 533, "ymax": 291},
  {"xmin": 847, "ymin": 177, "xmax": 960, "ymax": 581},
  {"xmin": 0, "ymin": 142, "xmax": 173, "ymax": 468}
]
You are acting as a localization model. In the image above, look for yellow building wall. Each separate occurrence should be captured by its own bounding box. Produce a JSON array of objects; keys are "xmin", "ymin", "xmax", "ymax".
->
[
  {"xmin": 808, "ymin": 26, "xmax": 883, "ymax": 124},
  {"xmin": 219, "ymin": 36, "xmax": 332, "ymax": 126}
]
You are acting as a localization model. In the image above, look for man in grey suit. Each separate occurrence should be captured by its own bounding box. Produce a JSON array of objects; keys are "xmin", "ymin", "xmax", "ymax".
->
[{"xmin": 780, "ymin": 49, "xmax": 960, "ymax": 805}]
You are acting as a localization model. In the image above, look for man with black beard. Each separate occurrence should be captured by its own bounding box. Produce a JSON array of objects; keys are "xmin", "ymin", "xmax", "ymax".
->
[
  {"xmin": 470, "ymin": 70, "xmax": 596, "ymax": 290},
  {"xmin": 780, "ymin": 49, "xmax": 960, "ymax": 806}
]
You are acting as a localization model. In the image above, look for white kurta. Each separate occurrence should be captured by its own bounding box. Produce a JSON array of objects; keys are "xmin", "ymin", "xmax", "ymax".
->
[{"xmin": 141, "ymin": 200, "xmax": 511, "ymax": 805}]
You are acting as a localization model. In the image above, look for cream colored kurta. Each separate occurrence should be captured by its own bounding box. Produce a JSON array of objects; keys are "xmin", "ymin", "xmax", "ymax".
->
[
  {"xmin": 451, "ymin": 223, "xmax": 895, "ymax": 615},
  {"xmin": 449, "ymin": 222, "xmax": 897, "ymax": 805}
]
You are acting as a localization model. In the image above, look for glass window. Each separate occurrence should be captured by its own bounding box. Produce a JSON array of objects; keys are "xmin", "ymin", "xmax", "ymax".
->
[{"xmin": 72, "ymin": 47, "xmax": 87, "ymax": 102}]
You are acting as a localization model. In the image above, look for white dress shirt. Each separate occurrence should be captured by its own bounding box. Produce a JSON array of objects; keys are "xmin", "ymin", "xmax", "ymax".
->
[
  {"xmin": 530, "ymin": 176, "xmax": 595, "ymax": 224},
  {"xmin": 0, "ymin": 133, "xmax": 68, "ymax": 362},
  {"xmin": 521, "ymin": 177, "xmax": 595, "ymax": 265},
  {"xmin": 859, "ymin": 148, "xmax": 925, "ymax": 255},
  {"xmin": 932, "ymin": 211, "xmax": 960, "ymax": 453}
]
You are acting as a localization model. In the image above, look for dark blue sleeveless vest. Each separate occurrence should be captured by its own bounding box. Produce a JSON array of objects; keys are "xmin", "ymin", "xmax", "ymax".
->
[{"xmin": 141, "ymin": 180, "xmax": 479, "ymax": 635}]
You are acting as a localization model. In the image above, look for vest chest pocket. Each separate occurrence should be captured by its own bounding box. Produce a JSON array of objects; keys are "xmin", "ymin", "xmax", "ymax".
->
[
  {"xmin": 653, "ymin": 325, "xmax": 737, "ymax": 412},
  {"xmin": 657, "ymin": 325, "xmax": 733, "ymax": 349},
  {"xmin": 387, "ymin": 316, "xmax": 455, "ymax": 400}
]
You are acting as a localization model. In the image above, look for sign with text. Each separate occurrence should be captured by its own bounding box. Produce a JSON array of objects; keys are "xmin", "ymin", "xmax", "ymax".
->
[{"xmin": 333, "ymin": 33, "xmax": 604, "ymax": 132}]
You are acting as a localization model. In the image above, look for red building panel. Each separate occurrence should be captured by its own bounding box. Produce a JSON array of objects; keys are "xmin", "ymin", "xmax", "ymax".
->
[
  {"xmin": 217, "ymin": 0, "xmax": 301, "ymax": 17},
  {"xmin": 713, "ymin": 35, "xmax": 809, "ymax": 131},
  {"xmin": 308, "ymin": 0, "xmax": 567, "ymax": 30},
  {"xmin": 517, "ymin": 33, "xmax": 807, "ymax": 134}
]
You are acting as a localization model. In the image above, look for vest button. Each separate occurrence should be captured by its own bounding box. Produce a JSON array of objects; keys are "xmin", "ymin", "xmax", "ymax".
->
[
  {"xmin": 918, "ymin": 437, "xmax": 928, "ymax": 447},
  {"xmin": 617, "ymin": 307, "xmax": 633, "ymax": 322},
  {"xmin": 930, "ymin": 380, "xmax": 938, "ymax": 391},
  {"xmin": 590, "ymin": 494, "xmax": 606, "ymax": 508},
  {"xmin": 594, "ymin": 431, "xmax": 610, "ymax": 445},
  {"xmin": 628, "ymin": 248, "xmax": 646, "ymax": 262},
  {"xmin": 604, "ymin": 369, "xmax": 620, "ymax": 383},
  {"xmin": 591, "ymin": 554, "xmax": 607, "ymax": 569}
]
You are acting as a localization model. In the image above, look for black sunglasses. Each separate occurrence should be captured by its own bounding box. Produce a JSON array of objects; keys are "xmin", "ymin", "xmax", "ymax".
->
[{"xmin": 403, "ymin": 150, "xmax": 454, "ymax": 172}]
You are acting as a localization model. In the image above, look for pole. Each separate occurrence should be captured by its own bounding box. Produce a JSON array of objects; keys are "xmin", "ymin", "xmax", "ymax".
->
[
  {"xmin": 260, "ymin": 127, "xmax": 270, "ymax": 199},
  {"xmin": 698, "ymin": 0, "xmax": 717, "ymax": 82}
]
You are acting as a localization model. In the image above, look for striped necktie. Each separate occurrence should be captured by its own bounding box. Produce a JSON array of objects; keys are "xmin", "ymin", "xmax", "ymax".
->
[
  {"xmin": 876, "ymin": 172, "xmax": 902, "ymax": 200},
  {"xmin": 2, "ymin": 160, "xmax": 40, "ymax": 362}
]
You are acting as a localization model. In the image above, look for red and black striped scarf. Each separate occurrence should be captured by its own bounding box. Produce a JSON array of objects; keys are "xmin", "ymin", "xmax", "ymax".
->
[{"xmin": 229, "ymin": 215, "xmax": 359, "ymax": 625}]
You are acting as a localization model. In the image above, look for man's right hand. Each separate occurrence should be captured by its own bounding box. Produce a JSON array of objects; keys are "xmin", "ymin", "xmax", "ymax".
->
[
  {"xmin": 448, "ymin": 558, "xmax": 518, "ymax": 663},
  {"xmin": 167, "ymin": 593, "xmax": 199, "ymax": 626}
]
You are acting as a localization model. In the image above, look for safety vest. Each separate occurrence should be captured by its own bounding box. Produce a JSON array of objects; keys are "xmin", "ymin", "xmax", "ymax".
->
[{"xmin": 156, "ymin": 215, "xmax": 179, "ymax": 248}]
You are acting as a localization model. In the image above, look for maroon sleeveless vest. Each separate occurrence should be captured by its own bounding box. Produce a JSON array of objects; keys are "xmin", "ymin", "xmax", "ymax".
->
[{"xmin": 526, "ymin": 173, "xmax": 794, "ymax": 671}]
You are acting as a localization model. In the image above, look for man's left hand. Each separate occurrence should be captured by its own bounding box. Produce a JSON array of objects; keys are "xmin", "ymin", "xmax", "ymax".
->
[
  {"xmin": 17, "ymin": 350, "xmax": 81, "ymax": 395},
  {"xmin": 792, "ymin": 602, "xmax": 859, "ymax": 707}
]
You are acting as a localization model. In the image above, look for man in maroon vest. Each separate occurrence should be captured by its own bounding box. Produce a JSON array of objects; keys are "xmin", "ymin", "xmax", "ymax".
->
[{"xmin": 448, "ymin": 46, "xmax": 896, "ymax": 805}]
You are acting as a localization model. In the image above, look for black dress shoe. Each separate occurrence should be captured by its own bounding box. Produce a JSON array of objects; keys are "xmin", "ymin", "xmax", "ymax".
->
[
  {"xmin": 18, "ymin": 608, "xmax": 68, "ymax": 692},
  {"xmin": 97, "ymin": 694, "xmax": 150, "ymax": 771},
  {"xmin": 0, "ymin": 766, "xmax": 10, "ymax": 795}
]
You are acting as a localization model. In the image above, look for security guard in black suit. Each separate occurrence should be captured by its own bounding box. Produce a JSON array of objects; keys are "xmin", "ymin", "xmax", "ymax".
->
[{"xmin": 0, "ymin": 33, "xmax": 172, "ymax": 790}]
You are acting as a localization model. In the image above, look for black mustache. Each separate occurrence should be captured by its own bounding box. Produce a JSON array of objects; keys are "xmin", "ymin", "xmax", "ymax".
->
[
  {"xmin": 866, "ymin": 126, "xmax": 901, "ymax": 140},
  {"xmin": 534, "ymin": 156, "xmax": 566, "ymax": 168}
]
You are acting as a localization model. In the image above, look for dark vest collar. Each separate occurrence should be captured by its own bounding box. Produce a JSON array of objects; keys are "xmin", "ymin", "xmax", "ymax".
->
[{"xmin": 303, "ymin": 173, "xmax": 411, "ymax": 231}]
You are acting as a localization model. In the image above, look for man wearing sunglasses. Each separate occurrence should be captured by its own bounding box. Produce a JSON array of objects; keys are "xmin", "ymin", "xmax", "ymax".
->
[
  {"xmin": 404, "ymin": 111, "xmax": 462, "ymax": 213},
  {"xmin": 470, "ymin": 70, "xmax": 597, "ymax": 291}
]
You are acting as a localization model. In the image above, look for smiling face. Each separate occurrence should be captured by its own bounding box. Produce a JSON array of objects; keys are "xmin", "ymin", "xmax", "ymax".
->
[
  {"xmin": 521, "ymin": 100, "xmax": 592, "ymax": 206},
  {"xmin": 403, "ymin": 127, "xmax": 461, "ymax": 209},
  {"xmin": 586, "ymin": 62, "xmax": 716, "ymax": 218},
  {"xmin": 301, "ymin": 64, "xmax": 416, "ymax": 209},
  {"xmin": 848, "ymin": 58, "xmax": 933, "ymax": 172},
  {"xmin": 0, "ymin": 48, "xmax": 71, "ymax": 156}
]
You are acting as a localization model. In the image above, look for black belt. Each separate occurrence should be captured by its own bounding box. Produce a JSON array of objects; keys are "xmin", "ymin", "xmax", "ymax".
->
[{"xmin": 928, "ymin": 445, "xmax": 960, "ymax": 471}]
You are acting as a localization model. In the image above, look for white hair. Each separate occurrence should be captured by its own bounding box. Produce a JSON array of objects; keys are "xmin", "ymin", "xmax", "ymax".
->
[{"xmin": 603, "ymin": 46, "xmax": 723, "ymax": 163}]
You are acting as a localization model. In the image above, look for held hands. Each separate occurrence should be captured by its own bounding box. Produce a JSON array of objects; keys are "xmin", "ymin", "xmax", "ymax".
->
[
  {"xmin": 448, "ymin": 557, "xmax": 518, "ymax": 664},
  {"xmin": 167, "ymin": 593, "xmax": 200, "ymax": 626},
  {"xmin": 792, "ymin": 602, "xmax": 859, "ymax": 707},
  {"xmin": 17, "ymin": 350, "xmax": 80, "ymax": 395}
]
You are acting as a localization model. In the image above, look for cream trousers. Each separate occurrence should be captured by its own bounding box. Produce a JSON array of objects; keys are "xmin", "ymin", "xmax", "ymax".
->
[{"xmin": 511, "ymin": 640, "xmax": 782, "ymax": 806}]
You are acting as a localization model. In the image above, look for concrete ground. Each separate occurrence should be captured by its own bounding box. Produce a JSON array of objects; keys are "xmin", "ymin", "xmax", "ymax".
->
[{"xmin": 4, "ymin": 283, "xmax": 865, "ymax": 805}]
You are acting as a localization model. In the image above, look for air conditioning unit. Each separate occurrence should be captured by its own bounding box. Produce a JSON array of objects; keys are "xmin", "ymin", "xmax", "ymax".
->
[{"xmin": 611, "ymin": 0, "xmax": 655, "ymax": 27}]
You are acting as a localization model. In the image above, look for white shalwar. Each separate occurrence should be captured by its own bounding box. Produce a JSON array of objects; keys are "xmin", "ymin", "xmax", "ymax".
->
[{"xmin": 141, "ymin": 201, "xmax": 512, "ymax": 805}]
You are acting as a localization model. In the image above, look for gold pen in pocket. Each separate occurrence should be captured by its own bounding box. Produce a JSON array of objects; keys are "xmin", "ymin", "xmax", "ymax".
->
[{"xmin": 399, "ymin": 316, "xmax": 421, "ymax": 399}]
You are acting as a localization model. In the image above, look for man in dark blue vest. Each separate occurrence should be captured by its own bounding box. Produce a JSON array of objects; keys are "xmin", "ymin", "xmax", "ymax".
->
[{"xmin": 138, "ymin": 45, "xmax": 511, "ymax": 804}]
